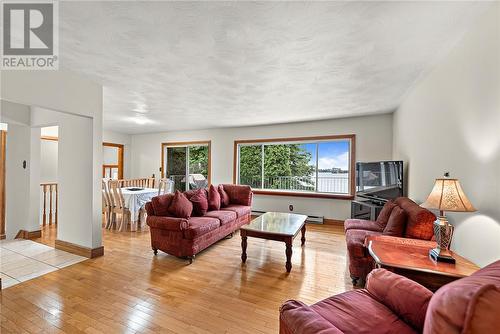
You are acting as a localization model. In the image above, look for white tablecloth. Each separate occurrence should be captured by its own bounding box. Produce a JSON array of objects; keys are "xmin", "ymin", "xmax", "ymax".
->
[{"xmin": 121, "ymin": 187, "xmax": 158, "ymax": 222}]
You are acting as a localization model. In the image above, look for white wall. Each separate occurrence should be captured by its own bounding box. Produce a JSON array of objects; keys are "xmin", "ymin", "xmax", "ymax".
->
[
  {"xmin": 40, "ymin": 139, "xmax": 58, "ymax": 182},
  {"xmin": 1, "ymin": 70, "xmax": 103, "ymax": 249},
  {"xmin": 393, "ymin": 4, "xmax": 500, "ymax": 267},
  {"xmin": 131, "ymin": 114, "xmax": 393, "ymax": 220},
  {"xmin": 32, "ymin": 107, "xmax": 95, "ymax": 248},
  {"xmin": 103, "ymin": 130, "xmax": 132, "ymax": 179}
]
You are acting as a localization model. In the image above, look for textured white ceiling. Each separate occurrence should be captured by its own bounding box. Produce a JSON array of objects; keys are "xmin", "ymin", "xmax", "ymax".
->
[{"xmin": 59, "ymin": 1, "xmax": 490, "ymax": 134}]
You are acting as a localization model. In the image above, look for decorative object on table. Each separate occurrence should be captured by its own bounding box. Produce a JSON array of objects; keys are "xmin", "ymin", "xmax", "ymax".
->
[
  {"xmin": 420, "ymin": 172, "xmax": 476, "ymax": 263},
  {"xmin": 126, "ymin": 187, "xmax": 144, "ymax": 191}
]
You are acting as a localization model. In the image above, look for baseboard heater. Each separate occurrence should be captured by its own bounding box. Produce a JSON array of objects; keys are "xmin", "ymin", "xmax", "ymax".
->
[{"xmin": 251, "ymin": 210, "xmax": 324, "ymax": 224}]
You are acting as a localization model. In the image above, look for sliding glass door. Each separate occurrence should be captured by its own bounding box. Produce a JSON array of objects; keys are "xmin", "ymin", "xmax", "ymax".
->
[{"xmin": 162, "ymin": 141, "xmax": 210, "ymax": 192}]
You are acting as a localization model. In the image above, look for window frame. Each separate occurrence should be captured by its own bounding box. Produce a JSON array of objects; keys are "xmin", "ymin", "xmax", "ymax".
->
[
  {"xmin": 102, "ymin": 142, "xmax": 124, "ymax": 180},
  {"xmin": 233, "ymin": 135, "xmax": 355, "ymax": 199},
  {"xmin": 161, "ymin": 140, "xmax": 212, "ymax": 191}
]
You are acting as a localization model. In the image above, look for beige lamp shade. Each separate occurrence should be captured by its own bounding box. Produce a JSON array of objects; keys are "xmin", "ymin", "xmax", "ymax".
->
[{"xmin": 421, "ymin": 178, "xmax": 476, "ymax": 213}]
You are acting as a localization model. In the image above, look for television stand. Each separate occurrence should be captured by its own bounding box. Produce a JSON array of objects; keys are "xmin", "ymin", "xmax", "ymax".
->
[{"xmin": 351, "ymin": 199, "xmax": 385, "ymax": 221}]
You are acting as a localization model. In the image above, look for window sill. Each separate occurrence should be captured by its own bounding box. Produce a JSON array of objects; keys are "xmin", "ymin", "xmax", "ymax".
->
[{"xmin": 252, "ymin": 189, "xmax": 354, "ymax": 200}]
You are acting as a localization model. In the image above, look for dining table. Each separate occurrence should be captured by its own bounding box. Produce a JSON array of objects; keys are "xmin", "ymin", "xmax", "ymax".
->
[{"xmin": 120, "ymin": 187, "xmax": 158, "ymax": 231}]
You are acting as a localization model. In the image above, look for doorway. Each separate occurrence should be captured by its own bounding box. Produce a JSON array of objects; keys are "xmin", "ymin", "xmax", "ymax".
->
[
  {"xmin": 102, "ymin": 142, "xmax": 124, "ymax": 180},
  {"xmin": 161, "ymin": 141, "xmax": 211, "ymax": 192}
]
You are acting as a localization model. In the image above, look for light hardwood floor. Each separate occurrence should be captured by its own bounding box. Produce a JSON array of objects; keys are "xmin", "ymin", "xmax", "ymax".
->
[{"xmin": 1, "ymin": 223, "xmax": 353, "ymax": 333}]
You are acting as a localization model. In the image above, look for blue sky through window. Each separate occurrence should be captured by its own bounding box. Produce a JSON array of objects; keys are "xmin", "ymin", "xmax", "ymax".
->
[{"xmin": 300, "ymin": 141, "xmax": 349, "ymax": 170}]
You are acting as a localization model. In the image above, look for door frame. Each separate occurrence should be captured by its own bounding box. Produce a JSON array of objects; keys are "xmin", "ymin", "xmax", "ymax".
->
[
  {"xmin": 0, "ymin": 130, "xmax": 6, "ymax": 239},
  {"xmin": 102, "ymin": 142, "xmax": 124, "ymax": 179}
]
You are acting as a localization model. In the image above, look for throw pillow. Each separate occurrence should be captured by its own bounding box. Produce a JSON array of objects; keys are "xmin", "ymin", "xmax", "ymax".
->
[
  {"xmin": 218, "ymin": 185, "xmax": 230, "ymax": 207},
  {"xmin": 376, "ymin": 200, "xmax": 397, "ymax": 228},
  {"xmin": 190, "ymin": 189, "xmax": 208, "ymax": 216},
  {"xmin": 168, "ymin": 190, "xmax": 193, "ymax": 219},
  {"xmin": 208, "ymin": 184, "xmax": 221, "ymax": 211},
  {"xmin": 383, "ymin": 206, "xmax": 406, "ymax": 237}
]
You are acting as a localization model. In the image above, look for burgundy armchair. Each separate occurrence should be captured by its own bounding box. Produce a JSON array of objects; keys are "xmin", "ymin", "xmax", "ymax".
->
[
  {"xmin": 280, "ymin": 260, "xmax": 500, "ymax": 334},
  {"xmin": 344, "ymin": 197, "xmax": 436, "ymax": 285}
]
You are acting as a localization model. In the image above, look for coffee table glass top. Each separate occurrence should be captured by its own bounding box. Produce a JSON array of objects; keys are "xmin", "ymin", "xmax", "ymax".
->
[{"xmin": 241, "ymin": 212, "xmax": 307, "ymax": 236}]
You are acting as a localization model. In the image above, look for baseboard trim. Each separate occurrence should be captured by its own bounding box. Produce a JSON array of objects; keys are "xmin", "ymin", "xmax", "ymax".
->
[
  {"xmin": 323, "ymin": 218, "xmax": 344, "ymax": 226},
  {"xmin": 15, "ymin": 229, "xmax": 42, "ymax": 239},
  {"xmin": 55, "ymin": 239, "xmax": 104, "ymax": 258}
]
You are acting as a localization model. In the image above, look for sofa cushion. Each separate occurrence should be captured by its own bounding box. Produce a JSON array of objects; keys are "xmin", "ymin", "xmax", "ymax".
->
[
  {"xmin": 184, "ymin": 217, "xmax": 221, "ymax": 240},
  {"xmin": 168, "ymin": 191, "xmax": 193, "ymax": 219},
  {"xmin": 346, "ymin": 229, "xmax": 381, "ymax": 258},
  {"xmin": 190, "ymin": 189, "xmax": 208, "ymax": 216},
  {"xmin": 218, "ymin": 185, "xmax": 230, "ymax": 207},
  {"xmin": 344, "ymin": 219, "xmax": 384, "ymax": 232},
  {"xmin": 395, "ymin": 197, "xmax": 436, "ymax": 240},
  {"xmin": 376, "ymin": 200, "xmax": 397, "ymax": 227},
  {"xmin": 151, "ymin": 193, "xmax": 174, "ymax": 216},
  {"xmin": 208, "ymin": 184, "xmax": 221, "ymax": 211},
  {"xmin": 221, "ymin": 204, "xmax": 251, "ymax": 218},
  {"xmin": 423, "ymin": 260, "xmax": 500, "ymax": 334},
  {"xmin": 204, "ymin": 210, "xmax": 237, "ymax": 225},
  {"xmin": 311, "ymin": 290, "xmax": 418, "ymax": 334},
  {"xmin": 383, "ymin": 206, "xmax": 406, "ymax": 237}
]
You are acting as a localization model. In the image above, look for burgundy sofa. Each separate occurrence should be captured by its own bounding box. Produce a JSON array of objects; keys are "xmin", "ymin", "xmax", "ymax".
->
[
  {"xmin": 280, "ymin": 260, "xmax": 500, "ymax": 334},
  {"xmin": 146, "ymin": 184, "xmax": 252, "ymax": 262},
  {"xmin": 345, "ymin": 197, "xmax": 436, "ymax": 284}
]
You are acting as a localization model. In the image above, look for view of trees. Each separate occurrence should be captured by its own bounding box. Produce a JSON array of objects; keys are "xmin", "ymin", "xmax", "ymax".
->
[{"xmin": 239, "ymin": 144, "xmax": 314, "ymax": 190}]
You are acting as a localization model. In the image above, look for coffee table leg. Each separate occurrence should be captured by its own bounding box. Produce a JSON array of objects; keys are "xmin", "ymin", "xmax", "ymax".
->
[
  {"xmin": 301, "ymin": 225, "xmax": 306, "ymax": 246},
  {"xmin": 285, "ymin": 238, "xmax": 292, "ymax": 272},
  {"xmin": 241, "ymin": 231, "xmax": 247, "ymax": 263}
]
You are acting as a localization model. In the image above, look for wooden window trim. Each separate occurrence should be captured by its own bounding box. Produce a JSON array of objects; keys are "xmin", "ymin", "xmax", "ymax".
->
[
  {"xmin": 233, "ymin": 134, "xmax": 356, "ymax": 200},
  {"xmin": 103, "ymin": 142, "xmax": 124, "ymax": 179},
  {"xmin": 161, "ymin": 141, "xmax": 212, "ymax": 186}
]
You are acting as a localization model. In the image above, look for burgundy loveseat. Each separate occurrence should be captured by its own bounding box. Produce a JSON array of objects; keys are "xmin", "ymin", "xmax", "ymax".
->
[
  {"xmin": 146, "ymin": 184, "xmax": 252, "ymax": 262},
  {"xmin": 345, "ymin": 197, "xmax": 436, "ymax": 285},
  {"xmin": 280, "ymin": 260, "xmax": 500, "ymax": 334}
]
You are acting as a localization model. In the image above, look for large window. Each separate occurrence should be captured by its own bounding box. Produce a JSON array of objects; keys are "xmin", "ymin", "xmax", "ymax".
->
[
  {"xmin": 162, "ymin": 141, "xmax": 211, "ymax": 192},
  {"xmin": 234, "ymin": 135, "xmax": 355, "ymax": 198}
]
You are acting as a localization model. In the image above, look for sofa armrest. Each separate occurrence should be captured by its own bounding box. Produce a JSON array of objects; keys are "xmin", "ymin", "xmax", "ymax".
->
[
  {"xmin": 364, "ymin": 235, "xmax": 437, "ymax": 248},
  {"xmin": 279, "ymin": 300, "xmax": 343, "ymax": 334},
  {"xmin": 222, "ymin": 184, "xmax": 253, "ymax": 206},
  {"xmin": 366, "ymin": 269, "xmax": 433, "ymax": 331},
  {"xmin": 145, "ymin": 202, "xmax": 155, "ymax": 216},
  {"xmin": 147, "ymin": 215, "xmax": 188, "ymax": 231}
]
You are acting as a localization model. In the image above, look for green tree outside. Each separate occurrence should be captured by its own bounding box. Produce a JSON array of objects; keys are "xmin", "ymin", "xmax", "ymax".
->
[{"xmin": 239, "ymin": 144, "xmax": 314, "ymax": 190}]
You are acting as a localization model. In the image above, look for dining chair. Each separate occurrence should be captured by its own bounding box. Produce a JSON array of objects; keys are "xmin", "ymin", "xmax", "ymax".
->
[
  {"xmin": 158, "ymin": 178, "xmax": 174, "ymax": 196},
  {"xmin": 102, "ymin": 180, "xmax": 114, "ymax": 228},
  {"xmin": 109, "ymin": 180, "xmax": 131, "ymax": 231}
]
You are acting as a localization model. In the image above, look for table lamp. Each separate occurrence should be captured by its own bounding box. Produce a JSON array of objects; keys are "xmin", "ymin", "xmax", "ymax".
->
[{"xmin": 420, "ymin": 173, "xmax": 476, "ymax": 264}]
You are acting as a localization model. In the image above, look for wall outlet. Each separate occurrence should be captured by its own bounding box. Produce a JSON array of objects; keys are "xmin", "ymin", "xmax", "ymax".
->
[{"xmin": 289, "ymin": 205, "xmax": 293, "ymax": 211}]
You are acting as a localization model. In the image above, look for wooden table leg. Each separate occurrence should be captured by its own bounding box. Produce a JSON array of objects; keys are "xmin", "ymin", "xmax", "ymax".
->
[
  {"xmin": 285, "ymin": 237, "xmax": 292, "ymax": 272},
  {"xmin": 241, "ymin": 231, "xmax": 247, "ymax": 263},
  {"xmin": 301, "ymin": 225, "xmax": 306, "ymax": 246}
]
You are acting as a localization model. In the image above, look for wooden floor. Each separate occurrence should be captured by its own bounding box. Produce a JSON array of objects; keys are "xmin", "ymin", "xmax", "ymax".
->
[{"xmin": 1, "ymin": 222, "xmax": 353, "ymax": 333}]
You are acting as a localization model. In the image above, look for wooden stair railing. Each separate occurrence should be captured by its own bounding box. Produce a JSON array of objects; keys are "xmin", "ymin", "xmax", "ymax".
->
[{"xmin": 41, "ymin": 182, "xmax": 58, "ymax": 226}]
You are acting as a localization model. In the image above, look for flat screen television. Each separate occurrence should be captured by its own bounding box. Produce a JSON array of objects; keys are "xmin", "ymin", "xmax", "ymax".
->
[{"xmin": 356, "ymin": 161, "xmax": 404, "ymax": 202}]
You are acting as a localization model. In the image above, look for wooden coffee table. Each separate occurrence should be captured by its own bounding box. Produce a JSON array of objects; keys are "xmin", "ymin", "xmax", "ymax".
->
[
  {"xmin": 367, "ymin": 236, "xmax": 479, "ymax": 291},
  {"xmin": 240, "ymin": 212, "xmax": 307, "ymax": 272}
]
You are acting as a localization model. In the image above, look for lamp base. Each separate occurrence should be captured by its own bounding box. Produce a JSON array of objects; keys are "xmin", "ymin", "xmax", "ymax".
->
[{"xmin": 429, "ymin": 248, "xmax": 456, "ymax": 264}]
